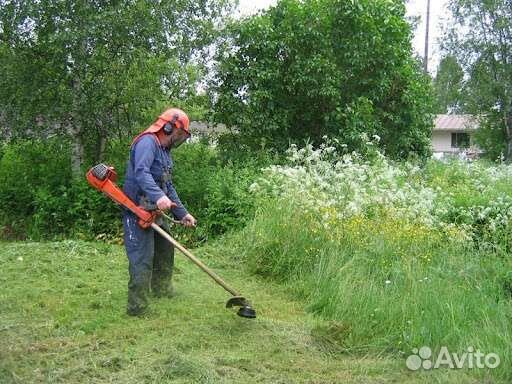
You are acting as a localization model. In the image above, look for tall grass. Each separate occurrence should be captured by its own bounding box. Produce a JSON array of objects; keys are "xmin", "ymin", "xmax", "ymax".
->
[{"xmin": 217, "ymin": 143, "xmax": 512, "ymax": 381}]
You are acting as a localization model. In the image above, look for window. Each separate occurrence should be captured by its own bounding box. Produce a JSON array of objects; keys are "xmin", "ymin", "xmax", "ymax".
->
[{"xmin": 451, "ymin": 132, "xmax": 470, "ymax": 148}]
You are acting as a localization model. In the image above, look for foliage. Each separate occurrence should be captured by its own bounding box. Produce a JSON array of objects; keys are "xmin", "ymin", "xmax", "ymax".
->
[
  {"xmin": 251, "ymin": 143, "xmax": 512, "ymax": 250},
  {"xmin": 0, "ymin": 139, "xmax": 72, "ymax": 238},
  {"xmin": 0, "ymin": 0, "xmax": 234, "ymax": 173},
  {"xmin": 30, "ymin": 179, "xmax": 123, "ymax": 240},
  {"xmin": 474, "ymin": 114, "xmax": 507, "ymax": 161},
  {"xmin": 211, "ymin": 0, "xmax": 434, "ymax": 160},
  {"xmin": 433, "ymin": 55, "xmax": 464, "ymax": 113},
  {"xmin": 170, "ymin": 143, "xmax": 262, "ymax": 245},
  {"xmin": 0, "ymin": 138, "xmax": 123, "ymax": 240},
  {"xmin": 0, "ymin": 139, "xmax": 260, "ymax": 244},
  {"xmin": 444, "ymin": 0, "xmax": 512, "ymax": 160},
  {"xmin": 224, "ymin": 200, "xmax": 511, "ymax": 382}
]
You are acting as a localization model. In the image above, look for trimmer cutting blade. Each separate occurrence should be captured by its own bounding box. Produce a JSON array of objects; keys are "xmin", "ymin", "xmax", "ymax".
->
[{"xmin": 226, "ymin": 296, "xmax": 257, "ymax": 319}]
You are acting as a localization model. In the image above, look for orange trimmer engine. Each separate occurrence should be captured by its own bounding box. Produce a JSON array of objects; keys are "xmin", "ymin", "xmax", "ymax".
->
[{"xmin": 86, "ymin": 163, "xmax": 169, "ymax": 228}]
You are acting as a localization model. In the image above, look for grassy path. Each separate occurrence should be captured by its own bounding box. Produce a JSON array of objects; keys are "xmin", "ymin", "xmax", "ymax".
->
[{"xmin": 0, "ymin": 241, "xmax": 479, "ymax": 383}]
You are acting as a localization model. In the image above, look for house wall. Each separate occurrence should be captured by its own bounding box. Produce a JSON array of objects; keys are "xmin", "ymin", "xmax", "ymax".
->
[{"xmin": 432, "ymin": 131, "xmax": 458, "ymax": 153}]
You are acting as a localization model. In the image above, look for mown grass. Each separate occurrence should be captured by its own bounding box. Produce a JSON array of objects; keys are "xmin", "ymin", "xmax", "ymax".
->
[{"xmin": 0, "ymin": 240, "xmax": 483, "ymax": 383}]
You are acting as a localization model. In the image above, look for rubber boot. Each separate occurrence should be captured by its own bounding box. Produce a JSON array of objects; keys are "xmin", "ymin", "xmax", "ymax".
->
[
  {"xmin": 127, "ymin": 269, "xmax": 152, "ymax": 316},
  {"xmin": 151, "ymin": 223, "xmax": 175, "ymax": 298},
  {"xmin": 123, "ymin": 211, "xmax": 154, "ymax": 316}
]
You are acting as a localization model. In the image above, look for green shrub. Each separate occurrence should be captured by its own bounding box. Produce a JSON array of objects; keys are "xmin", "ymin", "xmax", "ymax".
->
[
  {"xmin": 0, "ymin": 139, "xmax": 72, "ymax": 238},
  {"xmin": 30, "ymin": 179, "xmax": 122, "ymax": 240},
  {"xmin": 171, "ymin": 143, "xmax": 261, "ymax": 245},
  {"xmin": 0, "ymin": 139, "xmax": 261, "ymax": 244}
]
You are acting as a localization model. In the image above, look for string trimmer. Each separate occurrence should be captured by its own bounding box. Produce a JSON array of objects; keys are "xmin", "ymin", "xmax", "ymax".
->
[{"xmin": 86, "ymin": 163, "xmax": 256, "ymax": 319}]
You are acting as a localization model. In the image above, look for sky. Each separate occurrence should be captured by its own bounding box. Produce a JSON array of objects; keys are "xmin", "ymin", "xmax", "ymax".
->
[{"xmin": 237, "ymin": 0, "xmax": 450, "ymax": 73}]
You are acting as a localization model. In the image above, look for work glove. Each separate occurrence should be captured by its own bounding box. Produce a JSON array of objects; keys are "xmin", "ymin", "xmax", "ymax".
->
[
  {"xmin": 156, "ymin": 195, "xmax": 174, "ymax": 211},
  {"xmin": 180, "ymin": 213, "xmax": 197, "ymax": 228}
]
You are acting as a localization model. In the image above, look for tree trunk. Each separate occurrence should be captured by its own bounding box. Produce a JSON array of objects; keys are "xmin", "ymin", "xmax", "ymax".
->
[
  {"xmin": 506, "ymin": 109, "xmax": 512, "ymax": 162},
  {"xmin": 71, "ymin": 135, "xmax": 84, "ymax": 176},
  {"xmin": 95, "ymin": 131, "xmax": 107, "ymax": 163},
  {"xmin": 94, "ymin": 111, "xmax": 113, "ymax": 163},
  {"xmin": 70, "ymin": 76, "xmax": 84, "ymax": 177},
  {"xmin": 69, "ymin": 121, "xmax": 84, "ymax": 177},
  {"xmin": 423, "ymin": 0, "xmax": 431, "ymax": 73},
  {"xmin": 506, "ymin": 141, "xmax": 512, "ymax": 162}
]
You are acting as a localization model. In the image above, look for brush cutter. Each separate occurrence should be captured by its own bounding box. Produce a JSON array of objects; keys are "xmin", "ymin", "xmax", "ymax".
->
[{"xmin": 86, "ymin": 163, "xmax": 256, "ymax": 319}]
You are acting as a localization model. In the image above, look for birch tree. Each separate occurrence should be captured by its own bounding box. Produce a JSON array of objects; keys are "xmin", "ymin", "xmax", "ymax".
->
[{"xmin": 0, "ymin": 0, "xmax": 233, "ymax": 175}]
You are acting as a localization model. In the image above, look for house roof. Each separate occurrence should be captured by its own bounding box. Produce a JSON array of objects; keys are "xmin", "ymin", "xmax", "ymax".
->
[{"xmin": 434, "ymin": 114, "xmax": 479, "ymax": 132}]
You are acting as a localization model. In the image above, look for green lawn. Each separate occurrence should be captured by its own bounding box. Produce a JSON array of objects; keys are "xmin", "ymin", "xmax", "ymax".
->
[{"xmin": 0, "ymin": 241, "xmax": 486, "ymax": 383}]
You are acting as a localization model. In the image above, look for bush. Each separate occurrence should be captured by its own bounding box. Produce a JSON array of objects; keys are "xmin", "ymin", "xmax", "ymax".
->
[
  {"xmin": 171, "ymin": 142, "xmax": 262, "ymax": 245},
  {"xmin": 0, "ymin": 139, "xmax": 262, "ymax": 244},
  {"xmin": 30, "ymin": 179, "xmax": 123, "ymax": 240},
  {"xmin": 0, "ymin": 139, "xmax": 72, "ymax": 238}
]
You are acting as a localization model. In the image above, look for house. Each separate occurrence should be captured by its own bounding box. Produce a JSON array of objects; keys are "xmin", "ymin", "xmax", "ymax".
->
[
  {"xmin": 189, "ymin": 121, "xmax": 227, "ymax": 137},
  {"xmin": 432, "ymin": 114, "xmax": 481, "ymax": 159}
]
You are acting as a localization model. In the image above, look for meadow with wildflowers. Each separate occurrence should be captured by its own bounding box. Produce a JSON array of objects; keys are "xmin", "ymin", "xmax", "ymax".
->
[
  {"xmin": 220, "ymin": 142, "xmax": 512, "ymax": 381},
  {"xmin": 3, "ymin": 141, "xmax": 512, "ymax": 383}
]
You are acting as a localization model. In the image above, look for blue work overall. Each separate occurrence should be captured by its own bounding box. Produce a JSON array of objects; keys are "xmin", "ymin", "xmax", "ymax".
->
[{"xmin": 122, "ymin": 134, "xmax": 188, "ymax": 315}]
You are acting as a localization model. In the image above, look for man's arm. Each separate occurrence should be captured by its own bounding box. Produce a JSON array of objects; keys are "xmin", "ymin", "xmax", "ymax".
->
[
  {"xmin": 168, "ymin": 183, "xmax": 196, "ymax": 226},
  {"xmin": 166, "ymin": 180, "xmax": 188, "ymax": 220}
]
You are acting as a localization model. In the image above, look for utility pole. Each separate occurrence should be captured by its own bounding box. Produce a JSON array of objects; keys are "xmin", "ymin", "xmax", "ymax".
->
[{"xmin": 423, "ymin": 0, "xmax": 431, "ymax": 73}]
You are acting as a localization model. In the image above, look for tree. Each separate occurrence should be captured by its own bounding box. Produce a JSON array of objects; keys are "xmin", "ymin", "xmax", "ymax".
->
[
  {"xmin": 0, "ymin": 0, "xmax": 233, "ymax": 175},
  {"xmin": 444, "ymin": 0, "xmax": 512, "ymax": 160},
  {"xmin": 210, "ymin": 0, "xmax": 435, "ymax": 160},
  {"xmin": 433, "ymin": 55, "xmax": 464, "ymax": 113}
]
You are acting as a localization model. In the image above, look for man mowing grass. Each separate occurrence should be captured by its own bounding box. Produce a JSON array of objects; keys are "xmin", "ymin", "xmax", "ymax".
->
[{"xmin": 122, "ymin": 108, "xmax": 197, "ymax": 316}]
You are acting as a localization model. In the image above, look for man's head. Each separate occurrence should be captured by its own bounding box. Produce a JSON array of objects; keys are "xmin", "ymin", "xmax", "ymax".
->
[{"xmin": 157, "ymin": 108, "xmax": 191, "ymax": 149}]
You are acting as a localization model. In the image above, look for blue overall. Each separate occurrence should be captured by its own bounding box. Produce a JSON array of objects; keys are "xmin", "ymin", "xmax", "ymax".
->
[{"xmin": 122, "ymin": 134, "xmax": 188, "ymax": 315}]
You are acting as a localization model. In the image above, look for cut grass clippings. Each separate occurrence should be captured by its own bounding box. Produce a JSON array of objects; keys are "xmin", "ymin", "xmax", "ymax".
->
[{"xmin": 0, "ymin": 240, "xmax": 482, "ymax": 383}]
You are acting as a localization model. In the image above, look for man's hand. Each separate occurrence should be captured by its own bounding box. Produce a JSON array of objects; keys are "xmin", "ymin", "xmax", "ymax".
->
[
  {"xmin": 180, "ymin": 213, "xmax": 197, "ymax": 228},
  {"xmin": 156, "ymin": 195, "xmax": 174, "ymax": 211}
]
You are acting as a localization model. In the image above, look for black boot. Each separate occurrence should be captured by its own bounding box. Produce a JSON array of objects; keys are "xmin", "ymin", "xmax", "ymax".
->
[
  {"xmin": 152, "ymin": 224, "xmax": 175, "ymax": 298},
  {"xmin": 127, "ymin": 270, "xmax": 151, "ymax": 316}
]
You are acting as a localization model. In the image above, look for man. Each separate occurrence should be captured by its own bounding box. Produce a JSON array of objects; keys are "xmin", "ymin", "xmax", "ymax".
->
[{"xmin": 122, "ymin": 108, "xmax": 197, "ymax": 316}]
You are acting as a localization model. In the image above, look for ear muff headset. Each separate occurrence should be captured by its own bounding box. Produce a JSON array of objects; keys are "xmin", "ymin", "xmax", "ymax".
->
[{"xmin": 163, "ymin": 114, "xmax": 179, "ymax": 135}]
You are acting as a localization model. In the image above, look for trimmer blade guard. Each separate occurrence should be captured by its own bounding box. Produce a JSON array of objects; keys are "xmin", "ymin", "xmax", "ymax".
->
[
  {"xmin": 226, "ymin": 296, "xmax": 257, "ymax": 319},
  {"xmin": 226, "ymin": 296, "xmax": 248, "ymax": 308}
]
